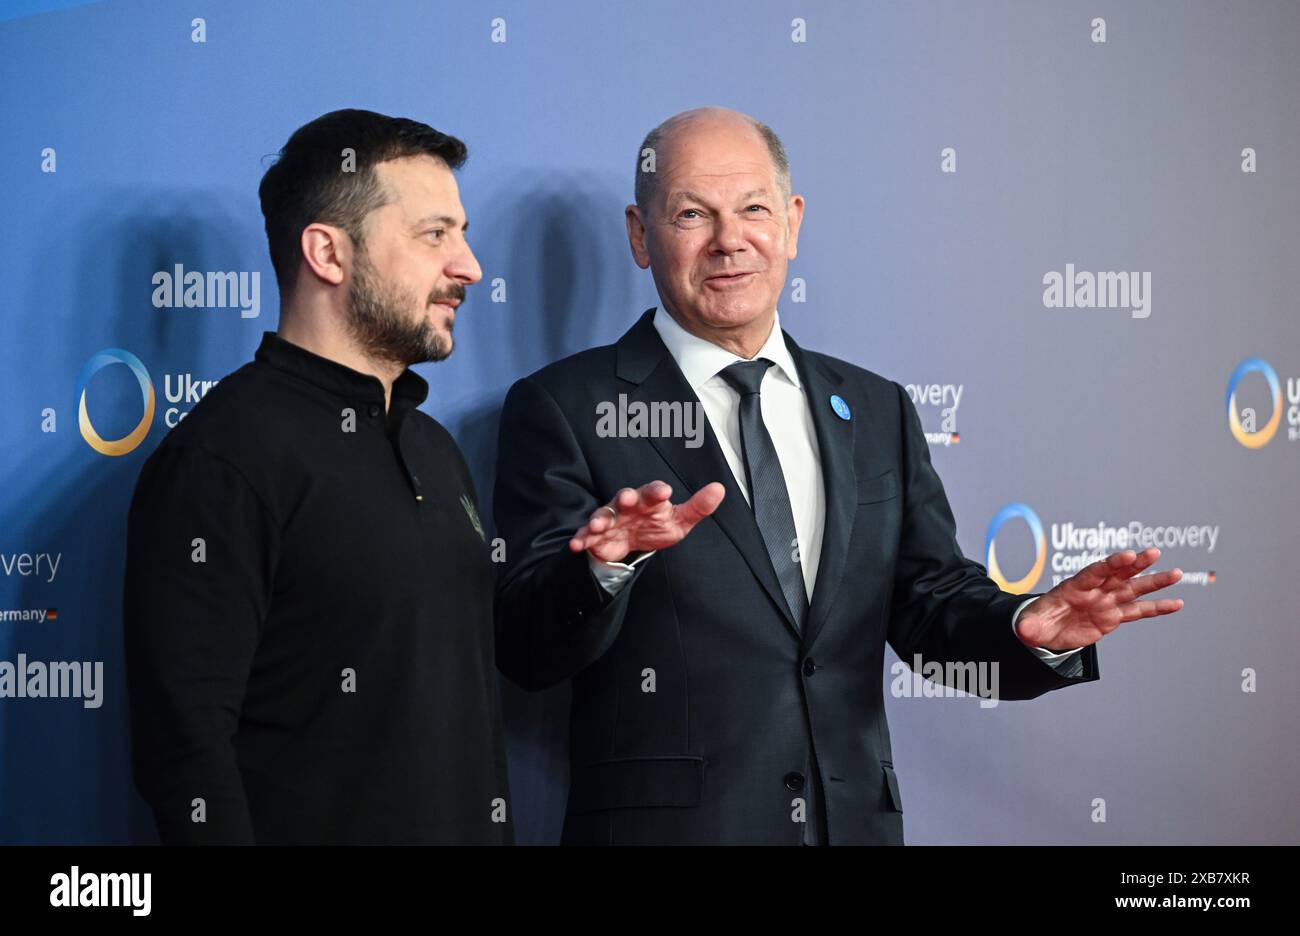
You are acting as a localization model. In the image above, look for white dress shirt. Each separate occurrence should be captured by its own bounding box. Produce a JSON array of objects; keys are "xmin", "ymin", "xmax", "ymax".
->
[{"xmin": 590, "ymin": 308, "xmax": 1082, "ymax": 664}]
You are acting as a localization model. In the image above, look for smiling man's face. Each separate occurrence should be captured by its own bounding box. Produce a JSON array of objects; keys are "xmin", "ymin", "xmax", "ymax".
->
[
  {"xmin": 626, "ymin": 109, "xmax": 804, "ymax": 351},
  {"xmin": 345, "ymin": 153, "xmax": 482, "ymax": 366}
]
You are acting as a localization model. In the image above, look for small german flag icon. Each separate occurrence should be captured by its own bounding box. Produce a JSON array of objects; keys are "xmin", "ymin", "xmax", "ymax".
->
[
  {"xmin": 46, "ymin": 609, "xmax": 58, "ymax": 621},
  {"xmin": 1207, "ymin": 572, "xmax": 1216, "ymax": 584},
  {"xmin": 951, "ymin": 432, "xmax": 961, "ymax": 444}
]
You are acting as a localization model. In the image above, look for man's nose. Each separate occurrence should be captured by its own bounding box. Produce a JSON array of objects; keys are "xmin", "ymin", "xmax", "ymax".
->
[
  {"xmin": 709, "ymin": 212, "xmax": 748, "ymax": 254},
  {"xmin": 446, "ymin": 240, "xmax": 483, "ymax": 285}
]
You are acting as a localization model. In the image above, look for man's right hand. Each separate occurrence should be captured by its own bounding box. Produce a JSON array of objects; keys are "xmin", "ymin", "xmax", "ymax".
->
[{"xmin": 568, "ymin": 480, "xmax": 726, "ymax": 564}]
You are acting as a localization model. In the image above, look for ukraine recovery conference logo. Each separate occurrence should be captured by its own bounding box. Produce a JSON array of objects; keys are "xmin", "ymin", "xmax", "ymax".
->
[
  {"xmin": 984, "ymin": 503, "xmax": 1047, "ymax": 594},
  {"xmin": 1226, "ymin": 358, "xmax": 1282, "ymax": 449},
  {"xmin": 76, "ymin": 349, "xmax": 155, "ymax": 456},
  {"xmin": 986, "ymin": 503, "xmax": 1220, "ymax": 591}
]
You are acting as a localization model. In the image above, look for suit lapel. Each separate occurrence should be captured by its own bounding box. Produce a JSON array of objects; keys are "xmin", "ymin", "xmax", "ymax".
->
[
  {"xmin": 615, "ymin": 310, "xmax": 802, "ymax": 641},
  {"xmin": 786, "ymin": 334, "xmax": 857, "ymax": 651}
]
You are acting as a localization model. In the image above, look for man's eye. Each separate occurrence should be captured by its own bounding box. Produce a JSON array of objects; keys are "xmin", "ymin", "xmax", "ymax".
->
[
  {"xmin": 426, "ymin": 229, "xmax": 445, "ymax": 243},
  {"xmin": 679, "ymin": 209, "xmax": 702, "ymax": 220},
  {"xmin": 746, "ymin": 204, "xmax": 768, "ymax": 213}
]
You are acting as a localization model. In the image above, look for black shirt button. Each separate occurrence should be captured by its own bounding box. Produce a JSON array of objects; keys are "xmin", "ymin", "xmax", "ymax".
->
[
  {"xmin": 784, "ymin": 771, "xmax": 805, "ymax": 792},
  {"xmin": 368, "ymin": 404, "xmax": 381, "ymax": 417},
  {"xmin": 802, "ymin": 658, "xmax": 817, "ymax": 677}
]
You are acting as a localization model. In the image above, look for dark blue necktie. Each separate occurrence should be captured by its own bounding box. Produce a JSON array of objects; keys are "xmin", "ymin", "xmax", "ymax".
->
[{"xmin": 719, "ymin": 359, "xmax": 808, "ymax": 633}]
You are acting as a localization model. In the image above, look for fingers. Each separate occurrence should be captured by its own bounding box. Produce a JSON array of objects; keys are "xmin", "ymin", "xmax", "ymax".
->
[
  {"xmin": 674, "ymin": 482, "xmax": 727, "ymax": 527},
  {"xmin": 569, "ymin": 498, "xmax": 621, "ymax": 552},
  {"xmin": 569, "ymin": 522, "xmax": 597, "ymax": 552},
  {"xmin": 1126, "ymin": 566, "xmax": 1183, "ymax": 599},
  {"xmin": 1070, "ymin": 550, "xmax": 1138, "ymax": 590},
  {"xmin": 1072, "ymin": 548, "xmax": 1160, "ymax": 591},
  {"xmin": 1105, "ymin": 565, "xmax": 1185, "ymax": 624},
  {"xmin": 570, "ymin": 517, "xmax": 625, "ymax": 553},
  {"xmin": 604, "ymin": 485, "xmax": 666, "ymax": 527},
  {"xmin": 638, "ymin": 480, "xmax": 674, "ymax": 505},
  {"xmin": 568, "ymin": 482, "xmax": 675, "ymax": 553},
  {"xmin": 609, "ymin": 482, "xmax": 672, "ymax": 516},
  {"xmin": 1100, "ymin": 548, "xmax": 1162, "ymax": 590},
  {"xmin": 1118, "ymin": 596, "xmax": 1185, "ymax": 624}
]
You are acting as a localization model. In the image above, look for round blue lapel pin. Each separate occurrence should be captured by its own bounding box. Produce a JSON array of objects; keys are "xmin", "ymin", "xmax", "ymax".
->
[{"xmin": 830, "ymin": 394, "xmax": 851, "ymax": 421}]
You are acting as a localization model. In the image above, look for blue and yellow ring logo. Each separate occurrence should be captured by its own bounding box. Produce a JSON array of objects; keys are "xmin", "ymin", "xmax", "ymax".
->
[
  {"xmin": 1226, "ymin": 358, "xmax": 1281, "ymax": 450},
  {"xmin": 76, "ymin": 349, "xmax": 155, "ymax": 456},
  {"xmin": 985, "ymin": 503, "xmax": 1046, "ymax": 594}
]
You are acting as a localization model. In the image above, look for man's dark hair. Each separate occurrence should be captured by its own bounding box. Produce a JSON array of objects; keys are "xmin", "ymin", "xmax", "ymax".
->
[{"xmin": 258, "ymin": 109, "xmax": 467, "ymax": 299}]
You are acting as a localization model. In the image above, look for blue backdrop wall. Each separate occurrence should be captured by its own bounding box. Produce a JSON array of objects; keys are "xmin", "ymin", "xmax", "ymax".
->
[{"xmin": 2, "ymin": 0, "xmax": 1297, "ymax": 844}]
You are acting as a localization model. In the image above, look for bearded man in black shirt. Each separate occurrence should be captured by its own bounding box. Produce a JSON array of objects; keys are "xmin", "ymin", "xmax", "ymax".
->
[{"xmin": 123, "ymin": 109, "xmax": 511, "ymax": 845}]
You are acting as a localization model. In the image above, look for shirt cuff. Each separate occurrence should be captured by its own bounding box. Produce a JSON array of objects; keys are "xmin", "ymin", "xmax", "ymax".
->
[
  {"xmin": 589, "ymin": 550, "xmax": 657, "ymax": 595},
  {"xmin": 1012, "ymin": 596, "xmax": 1085, "ymax": 660}
]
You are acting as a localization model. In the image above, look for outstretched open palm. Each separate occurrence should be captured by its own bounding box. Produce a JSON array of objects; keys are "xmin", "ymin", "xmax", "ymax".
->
[
  {"xmin": 570, "ymin": 481, "xmax": 726, "ymax": 564},
  {"xmin": 1015, "ymin": 547, "xmax": 1185, "ymax": 651}
]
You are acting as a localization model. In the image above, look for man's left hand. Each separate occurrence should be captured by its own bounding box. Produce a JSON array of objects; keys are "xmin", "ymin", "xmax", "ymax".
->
[{"xmin": 1014, "ymin": 548, "xmax": 1184, "ymax": 652}]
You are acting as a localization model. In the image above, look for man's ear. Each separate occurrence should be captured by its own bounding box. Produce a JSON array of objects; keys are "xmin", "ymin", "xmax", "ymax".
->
[
  {"xmin": 625, "ymin": 205, "xmax": 651, "ymax": 270},
  {"xmin": 785, "ymin": 194, "xmax": 806, "ymax": 261},
  {"xmin": 300, "ymin": 222, "xmax": 349, "ymax": 287}
]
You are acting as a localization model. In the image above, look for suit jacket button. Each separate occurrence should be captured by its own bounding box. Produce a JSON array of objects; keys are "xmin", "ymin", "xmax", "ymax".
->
[
  {"xmin": 784, "ymin": 771, "xmax": 805, "ymax": 792},
  {"xmin": 802, "ymin": 658, "xmax": 817, "ymax": 677}
]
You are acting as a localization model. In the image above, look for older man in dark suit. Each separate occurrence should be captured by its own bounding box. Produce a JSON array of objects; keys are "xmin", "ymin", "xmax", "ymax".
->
[{"xmin": 492, "ymin": 107, "xmax": 1183, "ymax": 844}]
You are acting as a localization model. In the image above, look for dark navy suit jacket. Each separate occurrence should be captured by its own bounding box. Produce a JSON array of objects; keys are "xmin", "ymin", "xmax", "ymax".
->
[{"xmin": 493, "ymin": 309, "xmax": 1098, "ymax": 844}]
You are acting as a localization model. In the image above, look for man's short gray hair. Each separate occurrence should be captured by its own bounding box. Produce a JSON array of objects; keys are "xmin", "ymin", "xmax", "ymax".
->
[{"xmin": 634, "ymin": 112, "xmax": 791, "ymax": 215}]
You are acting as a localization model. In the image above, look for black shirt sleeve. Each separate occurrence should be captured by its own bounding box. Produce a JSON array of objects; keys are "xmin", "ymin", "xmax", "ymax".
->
[{"xmin": 123, "ymin": 443, "xmax": 278, "ymax": 844}]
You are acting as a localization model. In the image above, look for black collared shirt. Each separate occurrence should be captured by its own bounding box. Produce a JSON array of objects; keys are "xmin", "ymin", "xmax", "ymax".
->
[{"xmin": 124, "ymin": 332, "xmax": 511, "ymax": 844}]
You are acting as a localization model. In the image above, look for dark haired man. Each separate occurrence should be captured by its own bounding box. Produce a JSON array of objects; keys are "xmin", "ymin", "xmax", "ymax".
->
[{"xmin": 124, "ymin": 109, "xmax": 510, "ymax": 844}]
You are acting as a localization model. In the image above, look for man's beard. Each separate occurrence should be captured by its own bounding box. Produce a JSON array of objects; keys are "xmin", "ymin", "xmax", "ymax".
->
[{"xmin": 345, "ymin": 248, "xmax": 463, "ymax": 367}]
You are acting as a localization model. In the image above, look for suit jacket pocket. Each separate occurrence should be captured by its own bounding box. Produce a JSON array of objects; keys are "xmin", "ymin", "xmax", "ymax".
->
[
  {"xmin": 858, "ymin": 468, "xmax": 899, "ymax": 504},
  {"xmin": 567, "ymin": 755, "xmax": 705, "ymax": 814}
]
